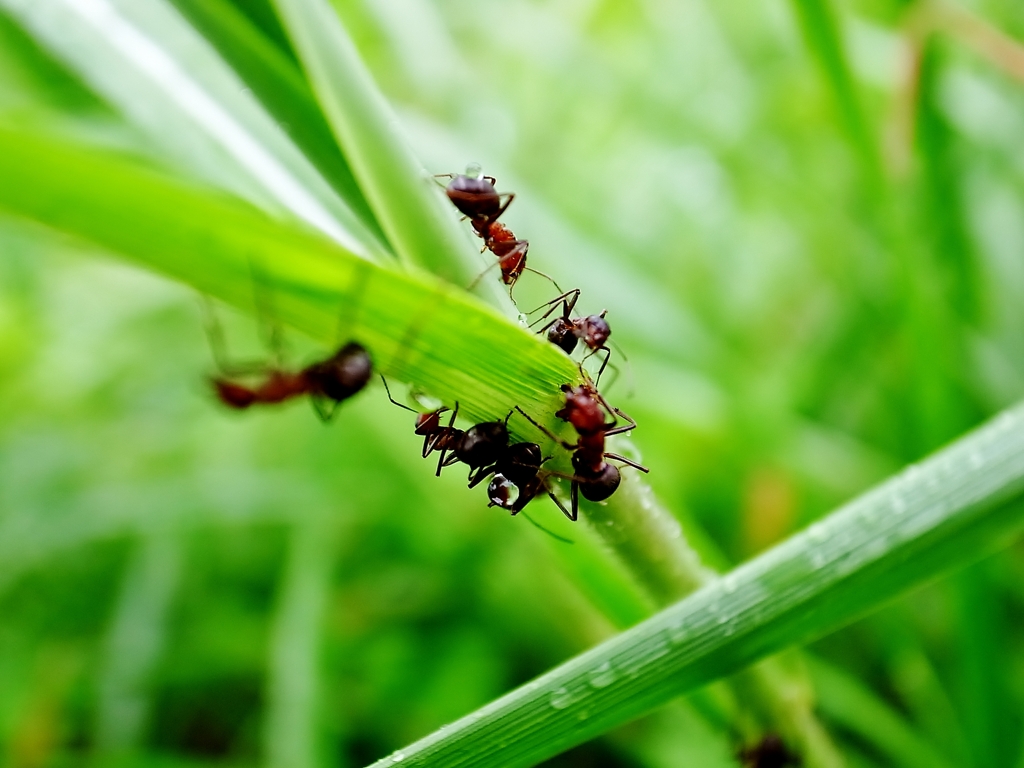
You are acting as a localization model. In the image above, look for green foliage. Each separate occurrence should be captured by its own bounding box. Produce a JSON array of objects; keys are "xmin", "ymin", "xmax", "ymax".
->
[{"xmin": 2, "ymin": 0, "xmax": 1024, "ymax": 766}]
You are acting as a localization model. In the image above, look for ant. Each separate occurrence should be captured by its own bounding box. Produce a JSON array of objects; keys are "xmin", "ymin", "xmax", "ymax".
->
[
  {"xmin": 516, "ymin": 378, "xmax": 647, "ymax": 520},
  {"xmin": 436, "ymin": 166, "xmax": 559, "ymax": 298},
  {"xmin": 738, "ymin": 735, "xmax": 801, "ymax": 768},
  {"xmin": 202, "ymin": 275, "xmax": 372, "ymax": 421},
  {"xmin": 212, "ymin": 341, "xmax": 373, "ymax": 421},
  {"xmin": 469, "ymin": 441, "xmax": 574, "ymax": 520},
  {"xmin": 528, "ymin": 289, "xmax": 615, "ymax": 385},
  {"xmin": 381, "ymin": 377, "xmax": 511, "ymax": 479}
]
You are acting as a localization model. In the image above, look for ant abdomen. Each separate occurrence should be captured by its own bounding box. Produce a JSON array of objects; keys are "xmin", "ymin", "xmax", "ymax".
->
[
  {"xmin": 577, "ymin": 463, "xmax": 621, "ymax": 502},
  {"xmin": 456, "ymin": 420, "xmax": 510, "ymax": 468}
]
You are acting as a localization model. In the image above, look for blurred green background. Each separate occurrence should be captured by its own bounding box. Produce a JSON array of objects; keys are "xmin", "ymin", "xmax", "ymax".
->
[{"xmin": 2, "ymin": 0, "xmax": 1024, "ymax": 766}]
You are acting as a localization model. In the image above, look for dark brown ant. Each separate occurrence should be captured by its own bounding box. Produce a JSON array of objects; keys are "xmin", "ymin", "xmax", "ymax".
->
[
  {"xmin": 528, "ymin": 289, "xmax": 615, "ymax": 384},
  {"xmin": 437, "ymin": 166, "xmax": 559, "ymax": 297},
  {"xmin": 738, "ymin": 735, "xmax": 801, "ymax": 768},
  {"xmin": 381, "ymin": 377, "xmax": 511, "ymax": 479},
  {"xmin": 515, "ymin": 378, "xmax": 647, "ymax": 520}
]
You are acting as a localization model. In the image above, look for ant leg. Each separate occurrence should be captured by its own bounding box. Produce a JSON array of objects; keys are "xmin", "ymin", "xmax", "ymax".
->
[
  {"xmin": 310, "ymin": 395, "xmax": 340, "ymax": 424},
  {"xmin": 200, "ymin": 297, "xmax": 268, "ymax": 376},
  {"xmin": 520, "ymin": 511, "xmax": 575, "ymax": 544},
  {"xmin": 514, "ymin": 406, "xmax": 576, "ymax": 450},
  {"xmin": 603, "ymin": 407, "xmax": 638, "ymax": 437},
  {"xmin": 433, "ymin": 403, "xmax": 460, "ymax": 475},
  {"xmin": 604, "ymin": 452, "xmax": 650, "ymax": 473},
  {"xmin": 570, "ymin": 480, "xmax": 579, "ymax": 521},
  {"xmin": 525, "ymin": 288, "xmax": 580, "ymax": 325},
  {"xmin": 247, "ymin": 257, "xmax": 287, "ymax": 369},
  {"xmin": 544, "ymin": 484, "xmax": 576, "ymax": 522},
  {"xmin": 468, "ymin": 463, "xmax": 498, "ymax": 489},
  {"xmin": 524, "ymin": 267, "xmax": 563, "ymax": 294},
  {"xmin": 494, "ymin": 191, "xmax": 516, "ymax": 219},
  {"xmin": 380, "ymin": 375, "xmax": 417, "ymax": 413},
  {"xmin": 591, "ymin": 348, "xmax": 613, "ymax": 389},
  {"xmin": 467, "ymin": 257, "xmax": 503, "ymax": 292}
]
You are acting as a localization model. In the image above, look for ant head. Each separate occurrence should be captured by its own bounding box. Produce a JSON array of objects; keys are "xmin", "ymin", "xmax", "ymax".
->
[
  {"xmin": 445, "ymin": 174, "xmax": 501, "ymax": 220},
  {"xmin": 503, "ymin": 442, "xmax": 543, "ymax": 484},
  {"xmin": 556, "ymin": 386, "xmax": 606, "ymax": 434},
  {"xmin": 577, "ymin": 463, "xmax": 621, "ymax": 502},
  {"xmin": 547, "ymin": 318, "xmax": 579, "ymax": 355},
  {"xmin": 414, "ymin": 410, "xmax": 442, "ymax": 435},
  {"xmin": 581, "ymin": 314, "xmax": 611, "ymax": 349},
  {"xmin": 457, "ymin": 419, "xmax": 510, "ymax": 467},
  {"xmin": 487, "ymin": 474, "xmax": 519, "ymax": 511},
  {"xmin": 314, "ymin": 342, "xmax": 373, "ymax": 402}
]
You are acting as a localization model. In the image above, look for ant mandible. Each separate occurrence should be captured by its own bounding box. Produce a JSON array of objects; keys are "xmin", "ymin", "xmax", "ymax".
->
[
  {"xmin": 516, "ymin": 378, "xmax": 647, "ymax": 520},
  {"xmin": 528, "ymin": 289, "xmax": 614, "ymax": 385},
  {"xmin": 212, "ymin": 341, "xmax": 372, "ymax": 422}
]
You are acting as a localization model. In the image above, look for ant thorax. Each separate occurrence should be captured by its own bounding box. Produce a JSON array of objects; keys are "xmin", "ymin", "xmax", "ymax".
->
[
  {"xmin": 546, "ymin": 318, "xmax": 579, "ymax": 355},
  {"xmin": 556, "ymin": 386, "xmax": 608, "ymax": 435}
]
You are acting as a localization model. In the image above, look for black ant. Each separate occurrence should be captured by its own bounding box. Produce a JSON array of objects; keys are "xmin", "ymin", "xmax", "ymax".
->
[
  {"xmin": 437, "ymin": 166, "xmax": 559, "ymax": 297},
  {"xmin": 516, "ymin": 378, "xmax": 647, "ymax": 520},
  {"xmin": 528, "ymin": 289, "xmax": 615, "ymax": 384},
  {"xmin": 738, "ymin": 735, "xmax": 801, "ymax": 768},
  {"xmin": 382, "ymin": 377, "xmax": 511, "ymax": 479},
  {"xmin": 467, "ymin": 441, "xmax": 573, "ymax": 520},
  {"xmin": 212, "ymin": 342, "xmax": 372, "ymax": 421}
]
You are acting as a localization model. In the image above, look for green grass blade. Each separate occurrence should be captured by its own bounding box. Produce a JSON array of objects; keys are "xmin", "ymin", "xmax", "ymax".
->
[
  {"xmin": 807, "ymin": 656, "xmax": 955, "ymax": 768},
  {"xmin": 367, "ymin": 405, "xmax": 1024, "ymax": 767},
  {"xmin": 268, "ymin": 0, "xmax": 507, "ymax": 305},
  {"xmin": 165, "ymin": 0, "xmax": 387, "ymax": 247},
  {"xmin": 0, "ymin": 0, "xmax": 384, "ymax": 258},
  {"xmin": 790, "ymin": 0, "xmax": 879, "ymax": 176},
  {"xmin": 0, "ymin": 126, "xmax": 573, "ymax": 425}
]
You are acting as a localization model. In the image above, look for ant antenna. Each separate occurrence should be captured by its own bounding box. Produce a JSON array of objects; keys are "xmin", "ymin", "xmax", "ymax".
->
[{"xmin": 380, "ymin": 375, "xmax": 417, "ymax": 413}]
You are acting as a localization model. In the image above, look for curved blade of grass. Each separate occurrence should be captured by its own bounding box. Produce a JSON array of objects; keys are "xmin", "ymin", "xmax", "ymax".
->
[
  {"xmin": 268, "ymin": 0, "xmax": 511, "ymax": 309},
  {"xmin": 0, "ymin": 126, "xmax": 573, "ymax": 425},
  {"xmin": 165, "ymin": 0, "xmax": 387, "ymax": 246},
  {"xmin": 0, "ymin": 0, "xmax": 386, "ymax": 258},
  {"xmin": 366, "ymin": 405, "xmax": 1024, "ymax": 767}
]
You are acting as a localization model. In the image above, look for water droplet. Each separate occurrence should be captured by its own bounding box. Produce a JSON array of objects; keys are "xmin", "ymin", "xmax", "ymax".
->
[
  {"xmin": 549, "ymin": 686, "xmax": 575, "ymax": 709},
  {"xmin": 808, "ymin": 522, "xmax": 828, "ymax": 542},
  {"xmin": 722, "ymin": 574, "xmax": 738, "ymax": 594},
  {"xmin": 392, "ymin": 751, "xmax": 406, "ymax": 762},
  {"xmin": 589, "ymin": 661, "xmax": 617, "ymax": 688}
]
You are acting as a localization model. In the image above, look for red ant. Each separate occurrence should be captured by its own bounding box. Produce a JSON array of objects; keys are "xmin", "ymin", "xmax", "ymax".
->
[
  {"xmin": 382, "ymin": 377, "xmax": 511, "ymax": 479},
  {"xmin": 212, "ymin": 341, "xmax": 372, "ymax": 421},
  {"xmin": 437, "ymin": 166, "xmax": 559, "ymax": 297},
  {"xmin": 738, "ymin": 735, "xmax": 801, "ymax": 768},
  {"xmin": 516, "ymin": 379, "xmax": 647, "ymax": 520},
  {"xmin": 528, "ymin": 289, "xmax": 615, "ymax": 385},
  {"xmin": 203, "ymin": 284, "xmax": 372, "ymax": 421}
]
